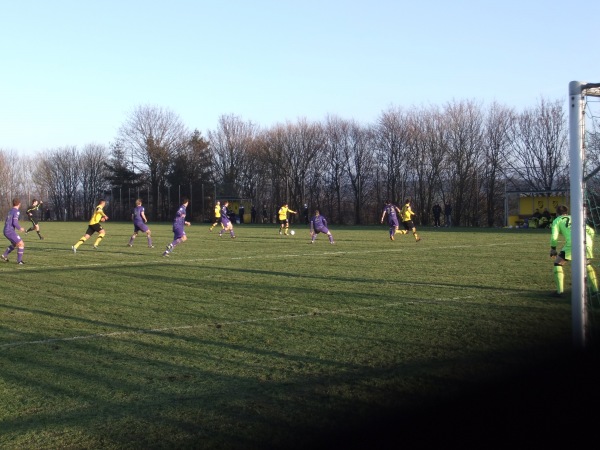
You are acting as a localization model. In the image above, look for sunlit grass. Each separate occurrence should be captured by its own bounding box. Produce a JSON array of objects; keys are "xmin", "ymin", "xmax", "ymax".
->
[{"xmin": 0, "ymin": 221, "xmax": 590, "ymax": 448}]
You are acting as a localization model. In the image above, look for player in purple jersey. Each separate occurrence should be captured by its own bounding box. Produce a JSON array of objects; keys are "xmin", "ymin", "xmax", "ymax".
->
[
  {"xmin": 2, "ymin": 198, "xmax": 27, "ymax": 264},
  {"xmin": 310, "ymin": 210, "xmax": 334, "ymax": 244},
  {"xmin": 163, "ymin": 197, "xmax": 191, "ymax": 257},
  {"xmin": 380, "ymin": 200, "xmax": 401, "ymax": 241},
  {"xmin": 218, "ymin": 201, "xmax": 236, "ymax": 239},
  {"xmin": 128, "ymin": 199, "xmax": 154, "ymax": 248}
]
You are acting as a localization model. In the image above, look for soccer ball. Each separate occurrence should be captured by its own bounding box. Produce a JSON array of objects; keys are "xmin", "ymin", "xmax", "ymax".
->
[{"xmin": 290, "ymin": 230, "xmax": 295, "ymax": 235}]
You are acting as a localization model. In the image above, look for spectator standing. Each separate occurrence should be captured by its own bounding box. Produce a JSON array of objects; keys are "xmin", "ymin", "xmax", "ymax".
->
[
  {"xmin": 432, "ymin": 203, "xmax": 442, "ymax": 228},
  {"xmin": 444, "ymin": 203, "xmax": 452, "ymax": 227}
]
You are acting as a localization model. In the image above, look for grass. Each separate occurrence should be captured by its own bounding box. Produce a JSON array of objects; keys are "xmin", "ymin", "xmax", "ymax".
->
[{"xmin": 1, "ymin": 222, "xmax": 598, "ymax": 449}]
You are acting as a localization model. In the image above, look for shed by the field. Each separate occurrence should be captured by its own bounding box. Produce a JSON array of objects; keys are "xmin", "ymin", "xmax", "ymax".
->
[{"xmin": 504, "ymin": 189, "xmax": 569, "ymax": 227}]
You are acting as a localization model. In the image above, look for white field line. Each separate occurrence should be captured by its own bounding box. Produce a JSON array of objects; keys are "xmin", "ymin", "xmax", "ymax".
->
[
  {"xmin": 40, "ymin": 241, "xmax": 511, "ymax": 271},
  {"xmin": 2, "ymin": 242, "xmax": 514, "ymax": 349},
  {"xmin": 1, "ymin": 291, "xmax": 517, "ymax": 350}
]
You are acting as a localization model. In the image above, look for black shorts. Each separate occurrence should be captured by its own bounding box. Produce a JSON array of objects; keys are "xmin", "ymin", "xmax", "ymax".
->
[
  {"xmin": 213, "ymin": 217, "xmax": 222, "ymax": 224},
  {"xmin": 278, "ymin": 218, "xmax": 288, "ymax": 225},
  {"xmin": 86, "ymin": 223, "xmax": 103, "ymax": 235},
  {"xmin": 402, "ymin": 220, "xmax": 415, "ymax": 230}
]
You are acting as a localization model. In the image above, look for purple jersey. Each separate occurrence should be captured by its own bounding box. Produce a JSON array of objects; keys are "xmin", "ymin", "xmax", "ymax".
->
[
  {"xmin": 133, "ymin": 205, "xmax": 145, "ymax": 224},
  {"xmin": 383, "ymin": 204, "xmax": 399, "ymax": 227},
  {"xmin": 133, "ymin": 205, "xmax": 149, "ymax": 233},
  {"xmin": 4, "ymin": 207, "xmax": 20, "ymax": 234},
  {"xmin": 173, "ymin": 204, "xmax": 187, "ymax": 231},
  {"xmin": 220, "ymin": 206, "xmax": 231, "ymax": 226},
  {"xmin": 311, "ymin": 214, "xmax": 329, "ymax": 234},
  {"xmin": 4, "ymin": 207, "xmax": 21, "ymax": 243}
]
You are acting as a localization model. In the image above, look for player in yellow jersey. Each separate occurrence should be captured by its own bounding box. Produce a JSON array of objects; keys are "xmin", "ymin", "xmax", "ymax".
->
[
  {"xmin": 278, "ymin": 203, "xmax": 297, "ymax": 235},
  {"xmin": 209, "ymin": 201, "xmax": 223, "ymax": 232},
  {"xmin": 399, "ymin": 199, "xmax": 421, "ymax": 242},
  {"xmin": 550, "ymin": 204, "xmax": 598, "ymax": 297},
  {"xmin": 72, "ymin": 199, "xmax": 109, "ymax": 253}
]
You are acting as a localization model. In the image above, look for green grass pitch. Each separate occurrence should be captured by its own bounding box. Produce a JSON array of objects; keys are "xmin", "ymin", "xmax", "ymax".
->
[{"xmin": 0, "ymin": 222, "xmax": 596, "ymax": 448}]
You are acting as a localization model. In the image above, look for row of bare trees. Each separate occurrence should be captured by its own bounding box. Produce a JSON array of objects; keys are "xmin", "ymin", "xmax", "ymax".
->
[{"xmin": 2, "ymin": 98, "xmax": 587, "ymax": 226}]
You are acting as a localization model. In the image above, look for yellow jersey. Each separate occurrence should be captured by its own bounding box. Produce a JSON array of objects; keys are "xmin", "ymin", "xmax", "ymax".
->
[
  {"xmin": 89, "ymin": 205, "xmax": 106, "ymax": 225},
  {"xmin": 400, "ymin": 204, "xmax": 414, "ymax": 222},
  {"xmin": 278, "ymin": 206, "xmax": 295, "ymax": 220}
]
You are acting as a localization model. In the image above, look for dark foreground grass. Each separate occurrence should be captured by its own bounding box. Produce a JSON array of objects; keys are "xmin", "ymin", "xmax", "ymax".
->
[{"xmin": 1, "ymin": 222, "xmax": 598, "ymax": 449}]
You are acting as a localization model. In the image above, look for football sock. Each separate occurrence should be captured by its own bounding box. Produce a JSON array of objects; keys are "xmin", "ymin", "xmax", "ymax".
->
[
  {"xmin": 17, "ymin": 248, "xmax": 24, "ymax": 263},
  {"xmin": 328, "ymin": 235, "xmax": 334, "ymax": 243},
  {"xmin": 4, "ymin": 245, "xmax": 14, "ymax": 257},
  {"xmin": 128, "ymin": 236, "xmax": 135, "ymax": 245},
  {"xmin": 147, "ymin": 236, "xmax": 153, "ymax": 246},
  {"xmin": 94, "ymin": 235, "xmax": 104, "ymax": 247},
  {"xmin": 413, "ymin": 232, "xmax": 419, "ymax": 241},
  {"xmin": 586, "ymin": 264, "xmax": 599, "ymax": 293},
  {"xmin": 74, "ymin": 238, "xmax": 86, "ymax": 249},
  {"xmin": 553, "ymin": 265, "xmax": 564, "ymax": 294}
]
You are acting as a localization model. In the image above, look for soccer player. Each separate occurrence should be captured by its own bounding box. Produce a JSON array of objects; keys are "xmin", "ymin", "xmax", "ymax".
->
[
  {"xmin": 2, "ymin": 198, "xmax": 27, "ymax": 264},
  {"xmin": 278, "ymin": 203, "xmax": 297, "ymax": 235},
  {"xmin": 25, "ymin": 198, "xmax": 44, "ymax": 240},
  {"xmin": 550, "ymin": 204, "xmax": 598, "ymax": 297},
  {"xmin": 218, "ymin": 200, "xmax": 236, "ymax": 238},
  {"xmin": 399, "ymin": 199, "xmax": 421, "ymax": 242},
  {"xmin": 163, "ymin": 197, "xmax": 191, "ymax": 257},
  {"xmin": 128, "ymin": 199, "xmax": 153, "ymax": 248},
  {"xmin": 310, "ymin": 210, "xmax": 334, "ymax": 244},
  {"xmin": 72, "ymin": 199, "xmax": 109, "ymax": 252},
  {"xmin": 209, "ymin": 201, "xmax": 223, "ymax": 232},
  {"xmin": 380, "ymin": 199, "xmax": 401, "ymax": 241}
]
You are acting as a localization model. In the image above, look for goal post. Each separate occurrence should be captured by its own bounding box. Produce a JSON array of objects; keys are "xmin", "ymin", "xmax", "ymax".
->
[{"xmin": 568, "ymin": 81, "xmax": 600, "ymax": 349}]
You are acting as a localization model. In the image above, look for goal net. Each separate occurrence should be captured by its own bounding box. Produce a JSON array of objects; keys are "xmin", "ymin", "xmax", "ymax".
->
[{"xmin": 569, "ymin": 81, "xmax": 600, "ymax": 349}]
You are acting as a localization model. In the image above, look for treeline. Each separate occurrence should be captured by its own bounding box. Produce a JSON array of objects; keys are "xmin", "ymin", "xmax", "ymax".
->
[{"xmin": 3, "ymin": 98, "xmax": 591, "ymax": 226}]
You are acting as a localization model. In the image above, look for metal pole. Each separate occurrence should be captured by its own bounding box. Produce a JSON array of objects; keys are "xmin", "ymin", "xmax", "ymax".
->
[{"xmin": 568, "ymin": 81, "xmax": 586, "ymax": 349}]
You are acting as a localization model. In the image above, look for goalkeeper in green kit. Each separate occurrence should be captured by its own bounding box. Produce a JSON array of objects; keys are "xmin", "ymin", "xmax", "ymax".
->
[
  {"xmin": 550, "ymin": 204, "xmax": 597, "ymax": 297},
  {"xmin": 25, "ymin": 199, "xmax": 44, "ymax": 240}
]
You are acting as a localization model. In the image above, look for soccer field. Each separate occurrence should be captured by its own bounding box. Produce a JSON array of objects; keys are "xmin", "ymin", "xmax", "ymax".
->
[{"xmin": 0, "ymin": 222, "xmax": 596, "ymax": 448}]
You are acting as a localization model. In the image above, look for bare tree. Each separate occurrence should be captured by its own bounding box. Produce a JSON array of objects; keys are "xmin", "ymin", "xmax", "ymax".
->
[
  {"xmin": 0, "ymin": 151, "xmax": 27, "ymax": 199},
  {"xmin": 374, "ymin": 107, "xmax": 411, "ymax": 205},
  {"xmin": 507, "ymin": 98, "xmax": 568, "ymax": 192},
  {"xmin": 36, "ymin": 147, "xmax": 81, "ymax": 220},
  {"xmin": 482, "ymin": 102, "xmax": 515, "ymax": 226},
  {"xmin": 442, "ymin": 100, "xmax": 485, "ymax": 226},
  {"xmin": 284, "ymin": 119, "xmax": 324, "ymax": 213},
  {"xmin": 80, "ymin": 144, "xmax": 110, "ymax": 217},
  {"xmin": 407, "ymin": 106, "xmax": 447, "ymax": 224},
  {"xmin": 117, "ymin": 105, "xmax": 188, "ymax": 220},
  {"xmin": 167, "ymin": 129, "xmax": 213, "ymax": 219},
  {"xmin": 208, "ymin": 114, "xmax": 258, "ymax": 198},
  {"xmin": 340, "ymin": 120, "xmax": 375, "ymax": 224},
  {"xmin": 323, "ymin": 115, "xmax": 351, "ymax": 220}
]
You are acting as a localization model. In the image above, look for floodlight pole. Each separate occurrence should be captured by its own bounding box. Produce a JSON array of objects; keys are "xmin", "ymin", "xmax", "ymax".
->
[{"xmin": 568, "ymin": 81, "xmax": 587, "ymax": 349}]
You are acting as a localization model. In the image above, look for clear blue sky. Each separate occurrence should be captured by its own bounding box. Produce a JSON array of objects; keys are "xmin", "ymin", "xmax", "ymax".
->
[{"xmin": 2, "ymin": 0, "xmax": 598, "ymax": 156}]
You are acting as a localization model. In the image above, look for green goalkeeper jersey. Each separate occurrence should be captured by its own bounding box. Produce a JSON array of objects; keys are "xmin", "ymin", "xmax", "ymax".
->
[{"xmin": 550, "ymin": 214, "xmax": 594, "ymax": 260}]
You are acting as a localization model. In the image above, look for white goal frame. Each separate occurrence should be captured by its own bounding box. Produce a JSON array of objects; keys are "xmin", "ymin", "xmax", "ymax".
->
[{"xmin": 568, "ymin": 80, "xmax": 600, "ymax": 349}]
